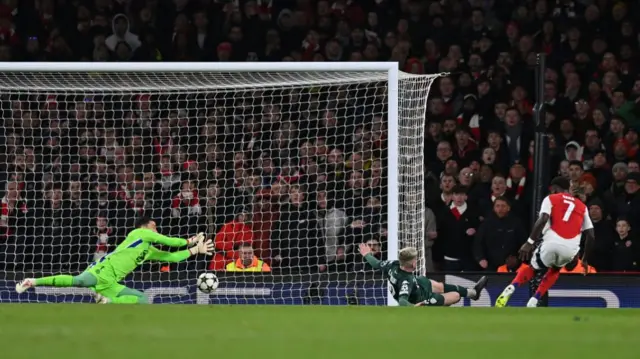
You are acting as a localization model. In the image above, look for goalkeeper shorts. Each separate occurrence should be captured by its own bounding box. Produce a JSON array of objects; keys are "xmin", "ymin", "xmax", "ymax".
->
[
  {"xmin": 421, "ymin": 293, "xmax": 446, "ymax": 306},
  {"xmin": 416, "ymin": 276, "xmax": 445, "ymax": 306},
  {"xmin": 85, "ymin": 266, "xmax": 127, "ymax": 299}
]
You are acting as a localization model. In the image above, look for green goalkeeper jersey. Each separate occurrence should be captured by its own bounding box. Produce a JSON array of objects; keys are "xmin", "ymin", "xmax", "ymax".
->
[
  {"xmin": 378, "ymin": 259, "xmax": 424, "ymax": 305},
  {"xmin": 87, "ymin": 228, "xmax": 189, "ymax": 282},
  {"xmin": 363, "ymin": 254, "xmax": 429, "ymax": 306}
]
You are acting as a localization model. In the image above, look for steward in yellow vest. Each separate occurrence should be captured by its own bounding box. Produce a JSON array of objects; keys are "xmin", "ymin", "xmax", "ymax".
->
[{"xmin": 226, "ymin": 256, "xmax": 271, "ymax": 272}]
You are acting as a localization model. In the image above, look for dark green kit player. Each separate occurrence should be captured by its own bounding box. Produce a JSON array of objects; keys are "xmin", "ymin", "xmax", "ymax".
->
[
  {"xmin": 358, "ymin": 243, "xmax": 488, "ymax": 306},
  {"xmin": 16, "ymin": 217, "xmax": 214, "ymax": 304}
]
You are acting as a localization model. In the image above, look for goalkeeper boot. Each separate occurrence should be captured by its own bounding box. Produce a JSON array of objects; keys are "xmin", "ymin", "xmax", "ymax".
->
[
  {"xmin": 470, "ymin": 276, "xmax": 488, "ymax": 301},
  {"xmin": 15, "ymin": 278, "xmax": 36, "ymax": 294},
  {"xmin": 92, "ymin": 292, "xmax": 110, "ymax": 304},
  {"xmin": 495, "ymin": 284, "xmax": 516, "ymax": 308}
]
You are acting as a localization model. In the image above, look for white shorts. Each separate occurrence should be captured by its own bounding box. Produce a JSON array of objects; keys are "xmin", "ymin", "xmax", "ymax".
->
[{"xmin": 531, "ymin": 231, "xmax": 580, "ymax": 270}]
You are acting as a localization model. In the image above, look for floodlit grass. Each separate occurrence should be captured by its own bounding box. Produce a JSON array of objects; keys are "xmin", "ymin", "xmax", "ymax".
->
[{"xmin": 0, "ymin": 305, "xmax": 637, "ymax": 359}]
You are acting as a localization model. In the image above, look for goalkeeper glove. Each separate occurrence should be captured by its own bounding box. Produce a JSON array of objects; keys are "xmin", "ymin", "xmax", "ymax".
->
[
  {"xmin": 188, "ymin": 239, "xmax": 214, "ymax": 256},
  {"xmin": 187, "ymin": 232, "xmax": 205, "ymax": 247}
]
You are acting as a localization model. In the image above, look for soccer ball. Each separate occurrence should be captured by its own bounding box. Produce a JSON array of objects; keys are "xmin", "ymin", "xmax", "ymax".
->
[{"xmin": 197, "ymin": 272, "xmax": 219, "ymax": 293}]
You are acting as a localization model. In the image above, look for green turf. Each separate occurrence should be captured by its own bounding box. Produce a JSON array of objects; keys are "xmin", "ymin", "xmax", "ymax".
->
[{"xmin": 0, "ymin": 305, "xmax": 638, "ymax": 359}]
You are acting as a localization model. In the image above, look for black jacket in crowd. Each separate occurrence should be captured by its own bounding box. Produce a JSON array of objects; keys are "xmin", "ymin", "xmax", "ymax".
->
[
  {"xmin": 473, "ymin": 212, "xmax": 527, "ymax": 270},
  {"xmin": 611, "ymin": 234, "xmax": 640, "ymax": 272},
  {"xmin": 436, "ymin": 202, "xmax": 481, "ymax": 270},
  {"xmin": 585, "ymin": 219, "xmax": 616, "ymax": 271}
]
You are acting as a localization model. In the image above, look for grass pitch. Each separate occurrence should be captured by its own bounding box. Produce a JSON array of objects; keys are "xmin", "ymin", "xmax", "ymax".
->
[{"xmin": 0, "ymin": 305, "xmax": 638, "ymax": 359}]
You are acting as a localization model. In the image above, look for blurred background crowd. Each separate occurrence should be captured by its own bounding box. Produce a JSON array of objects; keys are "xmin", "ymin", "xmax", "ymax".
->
[{"xmin": 1, "ymin": 0, "xmax": 639, "ymax": 275}]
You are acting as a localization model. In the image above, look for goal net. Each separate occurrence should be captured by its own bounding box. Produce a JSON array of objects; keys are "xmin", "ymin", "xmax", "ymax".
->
[{"xmin": 0, "ymin": 63, "xmax": 436, "ymax": 305}]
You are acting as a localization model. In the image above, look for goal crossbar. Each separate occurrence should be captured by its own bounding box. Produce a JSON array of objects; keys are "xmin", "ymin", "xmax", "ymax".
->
[
  {"xmin": 0, "ymin": 62, "xmax": 399, "ymax": 73},
  {"xmin": 0, "ymin": 62, "xmax": 402, "ymax": 92}
]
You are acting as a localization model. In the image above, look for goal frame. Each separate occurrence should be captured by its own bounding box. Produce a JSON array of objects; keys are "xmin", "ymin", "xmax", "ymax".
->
[{"xmin": 0, "ymin": 61, "xmax": 402, "ymax": 306}]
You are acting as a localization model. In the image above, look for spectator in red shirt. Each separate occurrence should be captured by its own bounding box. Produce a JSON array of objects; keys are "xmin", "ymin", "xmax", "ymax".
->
[{"xmin": 209, "ymin": 207, "xmax": 253, "ymax": 271}]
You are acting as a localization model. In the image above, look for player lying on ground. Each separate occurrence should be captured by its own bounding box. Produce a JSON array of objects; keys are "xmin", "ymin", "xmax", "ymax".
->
[
  {"xmin": 359, "ymin": 244, "xmax": 488, "ymax": 306},
  {"xmin": 16, "ymin": 216, "xmax": 213, "ymax": 304},
  {"xmin": 495, "ymin": 176, "xmax": 595, "ymax": 308}
]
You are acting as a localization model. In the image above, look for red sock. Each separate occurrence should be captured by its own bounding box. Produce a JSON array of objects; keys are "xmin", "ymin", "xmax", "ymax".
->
[
  {"xmin": 534, "ymin": 268, "xmax": 560, "ymax": 299},
  {"xmin": 511, "ymin": 265, "xmax": 534, "ymax": 287}
]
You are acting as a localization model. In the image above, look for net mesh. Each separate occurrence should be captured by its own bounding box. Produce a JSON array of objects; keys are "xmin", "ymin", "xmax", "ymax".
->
[{"xmin": 0, "ymin": 70, "xmax": 435, "ymax": 304}]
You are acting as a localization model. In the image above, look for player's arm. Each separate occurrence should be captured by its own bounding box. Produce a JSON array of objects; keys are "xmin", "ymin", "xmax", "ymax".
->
[
  {"xmin": 397, "ymin": 280, "xmax": 413, "ymax": 307},
  {"xmin": 363, "ymin": 253, "xmax": 383, "ymax": 269},
  {"xmin": 529, "ymin": 196, "xmax": 552, "ymax": 243},
  {"xmin": 140, "ymin": 229, "xmax": 203, "ymax": 247},
  {"xmin": 147, "ymin": 240, "xmax": 214, "ymax": 262},
  {"xmin": 359, "ymin": 243, "xmax": 385, "ymax": 270},
  {"xmin": 519, "ymin": 196, "xmax": 551, "ymax": 260},
  {"xmin": 580, "ymin": 212, "xmax": 595, "ymax": 275},
  {"xmin": 147, "ymin": 246, "xmax": 191, "ymax": 263}
]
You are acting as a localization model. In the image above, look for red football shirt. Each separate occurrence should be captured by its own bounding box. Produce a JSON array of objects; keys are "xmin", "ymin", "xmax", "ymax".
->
[{"xmin": 539, "ymin": 193, "xmax": 592, "ymax": 239}]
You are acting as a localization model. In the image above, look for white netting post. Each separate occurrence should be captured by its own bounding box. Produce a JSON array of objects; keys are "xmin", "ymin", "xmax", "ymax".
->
[{"xmin": 0, "ymin": 62, "xmax": 436, "ymax": 305}]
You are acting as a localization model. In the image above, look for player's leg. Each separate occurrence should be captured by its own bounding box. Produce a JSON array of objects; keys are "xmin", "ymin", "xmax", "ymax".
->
[
  {"xmin": 526, "ymin": 267, "xmax": 560, "ymax": 307},
  {"xmin": 441, "ymin": 292, "xmax": 461, "ymax": 306},
  {"xmin": 16, "ymin": 271, "xmax": 98, "ymax": 293},
  {"xmin": 429, "ymin": 279, "xmax": 443, "ymax": 293},
  {"xmin": 428, "ymin": 276, "xmax": 488, "ymax": 301},
  {"xmin": 420, "ymin": 292, "xmax": 461, "ymax": 306},
  {"xmin": 526, "ymin": 243, "xmax": 578, "ymax": 307},
  {"xmin": 495, "ymin": 263, "xmax": 536, "ymax": 307},
  {"xmin": 111, "ymin": 287, "xmax": 149, "ymax": 304},
  {"xmin": 96, "ymin": 284, "xmax": 149, "ymax": 304},
  {"xmin": 496, "ymin": 243, "xmax": 551, "ymax": 307}
]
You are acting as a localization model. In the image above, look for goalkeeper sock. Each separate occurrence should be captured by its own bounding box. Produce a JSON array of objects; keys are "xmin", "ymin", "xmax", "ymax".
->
[
  {"xmin": 110, "ymin": 295, "xmax": 144, "ymax": 304},
  {"xmin": 35, "ymin": 275, "xmax": 74, "ymax": 287},
  {"xmin": 534, "ymin": 267, "xmax": 560, "ymax": 299},
  {"xmin": 442, "ymin": 284, "xmax": 472, "ymax": 298},
  {"xmin": 511, "ymin": 265, "xmax": 535, "ymax": 288}
]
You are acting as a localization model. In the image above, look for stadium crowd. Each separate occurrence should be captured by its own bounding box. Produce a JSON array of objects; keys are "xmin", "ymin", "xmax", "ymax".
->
[{"xmin": 1, "ymin": 0, "xmax": 639, "ymax": 275}]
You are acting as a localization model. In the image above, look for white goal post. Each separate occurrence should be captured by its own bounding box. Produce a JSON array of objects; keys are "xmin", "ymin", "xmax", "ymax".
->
[{"xmin": 0, "ymin": 62, "xmax": 437, "ymax": 306}]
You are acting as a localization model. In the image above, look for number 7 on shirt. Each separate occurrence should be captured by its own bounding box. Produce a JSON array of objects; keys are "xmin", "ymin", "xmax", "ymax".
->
[{"xmin": 562, "ymin": 199, "xmax": 575, "ymax": 222}]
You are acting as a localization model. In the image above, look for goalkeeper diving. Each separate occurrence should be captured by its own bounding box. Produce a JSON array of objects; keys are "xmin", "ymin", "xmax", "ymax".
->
[
  {"xmin": 15, "ymin": 216, "xmax": 213, "ymax": 304},
  {"xmin": 359, "ymin": 243, "xmax": 488, "ymax": 306}
]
